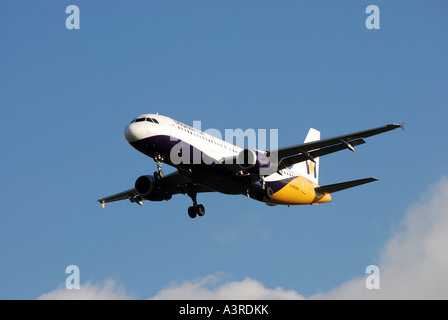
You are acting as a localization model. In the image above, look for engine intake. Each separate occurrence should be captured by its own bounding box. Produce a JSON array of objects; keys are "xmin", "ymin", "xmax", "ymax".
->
[
  {"xmin": 135, "ymin": 175, "xmax": 172, "ymax": 201},
  {"xmin": 135, "ymin": 175, "xmax": 154, "ymax": 198}
]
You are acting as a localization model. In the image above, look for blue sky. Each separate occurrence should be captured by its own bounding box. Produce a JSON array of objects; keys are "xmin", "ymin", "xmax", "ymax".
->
[{"xmin": 1, "ymin": 1, "xmax": 448, "ymax": 299}]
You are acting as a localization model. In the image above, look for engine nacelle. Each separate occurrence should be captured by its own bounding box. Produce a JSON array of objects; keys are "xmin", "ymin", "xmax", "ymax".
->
[
  {"xmin": 134, "ymin": 175, "xmax": 172, "ymax": 201},
  {"xmin": 237, "ymin": 149, "xmax": 272, "ymax": 173}
]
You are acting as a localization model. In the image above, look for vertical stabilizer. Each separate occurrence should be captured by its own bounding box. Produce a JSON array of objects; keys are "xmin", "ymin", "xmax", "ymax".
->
[{"xmin": 290, "ymin": 128, "xmax": 320, "ymax": 185}]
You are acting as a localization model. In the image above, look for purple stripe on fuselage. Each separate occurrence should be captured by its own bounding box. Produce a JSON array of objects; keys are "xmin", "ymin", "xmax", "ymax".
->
[
  {"xmin": 265, "ymin": 177, "xmax": 296, "ymax": 193},
  {"xmin": 130, "ymin": 135, "xmax": 219, "ymax": 167}
]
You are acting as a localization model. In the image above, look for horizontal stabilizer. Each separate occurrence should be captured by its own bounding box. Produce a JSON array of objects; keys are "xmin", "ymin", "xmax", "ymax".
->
[{"xmin": 315, "ymin": 177, "xmax": 378, "ymax": 194}]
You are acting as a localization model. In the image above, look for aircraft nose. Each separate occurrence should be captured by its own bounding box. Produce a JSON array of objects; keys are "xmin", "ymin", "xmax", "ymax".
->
[{"xmin": 124, "ymin": 122, "xmax": 148, "ymax": 143}]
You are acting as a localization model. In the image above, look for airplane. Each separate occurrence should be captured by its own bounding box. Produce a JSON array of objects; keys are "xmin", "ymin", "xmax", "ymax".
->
[{"xmin": 98, "ymin": 114, "xmax": 403, "ymax": 219}]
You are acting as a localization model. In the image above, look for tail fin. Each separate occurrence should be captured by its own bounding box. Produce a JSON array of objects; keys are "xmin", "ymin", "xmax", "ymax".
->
[{"xmin": 290, "ymin": 128, "xmax": 320, "ymax": 185}]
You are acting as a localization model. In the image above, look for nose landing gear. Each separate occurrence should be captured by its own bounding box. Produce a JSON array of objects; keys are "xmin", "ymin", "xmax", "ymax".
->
[{"xmin": 154, "ymin": 154, "xmax": 164, "ymax": 180}]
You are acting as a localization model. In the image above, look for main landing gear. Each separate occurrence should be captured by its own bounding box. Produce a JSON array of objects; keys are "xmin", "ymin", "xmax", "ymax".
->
[
  {"xmin": 187, "ymin": 185, "xmax": 205, "ymax": 219},
  {"xmin": 258, "ymin": 176, "xmax": 274, "ymax": 201},
  {"xmin": 253, "ymin": 187, "xmax": 274, "ymax": 201},
  {"xmin": 153, "ymin": 154, "xmax": 164, "ymax": 180}
]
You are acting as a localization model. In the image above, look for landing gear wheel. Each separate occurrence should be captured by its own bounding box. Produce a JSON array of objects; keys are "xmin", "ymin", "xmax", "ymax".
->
[
  {"xmin": 264, "ymin": 187, "xmax": 274, "ymax": 199},
  {"xmin": 196, "ymin": 204, "xmax": 205, "ymax": 217},
  {"xmin": 186, "ymin": 184, "xmax": 205, "ymax": 219},
  {"xmin": 188, "ymin": 206, "xmax": 197, "ymax": 219},
  {"xmin": 255, "ymin": 190, "xmax": 265, "ymax": 202}
]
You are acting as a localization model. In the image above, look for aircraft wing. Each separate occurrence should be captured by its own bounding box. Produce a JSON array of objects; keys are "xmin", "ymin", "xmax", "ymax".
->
[
  {"xmin": 274, "ymin": 123, "xmax": 403, "ymax": 171},
  {"xmin": 98, "ymin": 188, "xmax": 138, "ymax": 206},
  {"xmin": 98, "ymin": 170, "xmax": 214, "ymax": 207}
]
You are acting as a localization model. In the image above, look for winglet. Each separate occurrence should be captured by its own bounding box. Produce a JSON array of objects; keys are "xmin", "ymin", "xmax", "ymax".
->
[
  {"xmin": 100, "ymin": 200, "xmax": 105, "ymax": 208},
  {"xmin": 399, "ymin": 122, "xmax": 405, "ymax": 131}
]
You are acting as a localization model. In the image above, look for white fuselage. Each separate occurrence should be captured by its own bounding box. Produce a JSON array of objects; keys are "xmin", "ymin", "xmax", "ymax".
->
[{"xmin": 124, "ymin": 114, "xmax": 297, "ymax": 183}]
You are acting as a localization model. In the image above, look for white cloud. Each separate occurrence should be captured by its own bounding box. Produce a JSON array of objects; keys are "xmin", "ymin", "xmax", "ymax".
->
[
  {"xmin": 37, "ymin": 273, "xmax": 303, "ymax": 300},
  {"xmin": 37, "ymin": 280, "xmax": 131, "ymax": 300},
  {"xmin": 38, "ymin": 177, "xmax": 448, "ymax": 300},
  {"xmin": 314, "ymin": 176, "xmax": 448, "ymax": 299},
  {"xmin": 150, "ymin": 272, "xmax": 304, "ymax": 300}
]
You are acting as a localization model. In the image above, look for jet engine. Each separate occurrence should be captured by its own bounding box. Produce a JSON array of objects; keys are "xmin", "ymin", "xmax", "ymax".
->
[
  {"xmin": 236, "ymin": 149, "xmax": 272, "ymax": 174},
  {"xmin": 134, "ymin": 175, "xmax": 172, "ymax": 201}
]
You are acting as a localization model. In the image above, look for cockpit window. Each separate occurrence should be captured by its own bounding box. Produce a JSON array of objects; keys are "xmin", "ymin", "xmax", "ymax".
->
[
  {"xmin": 131, "ymin": 117, "xmax": 159, "ymax": 124},
  {"xmin": 145, "ymin": 117, "xmax": 159, "ymax": 124}
]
